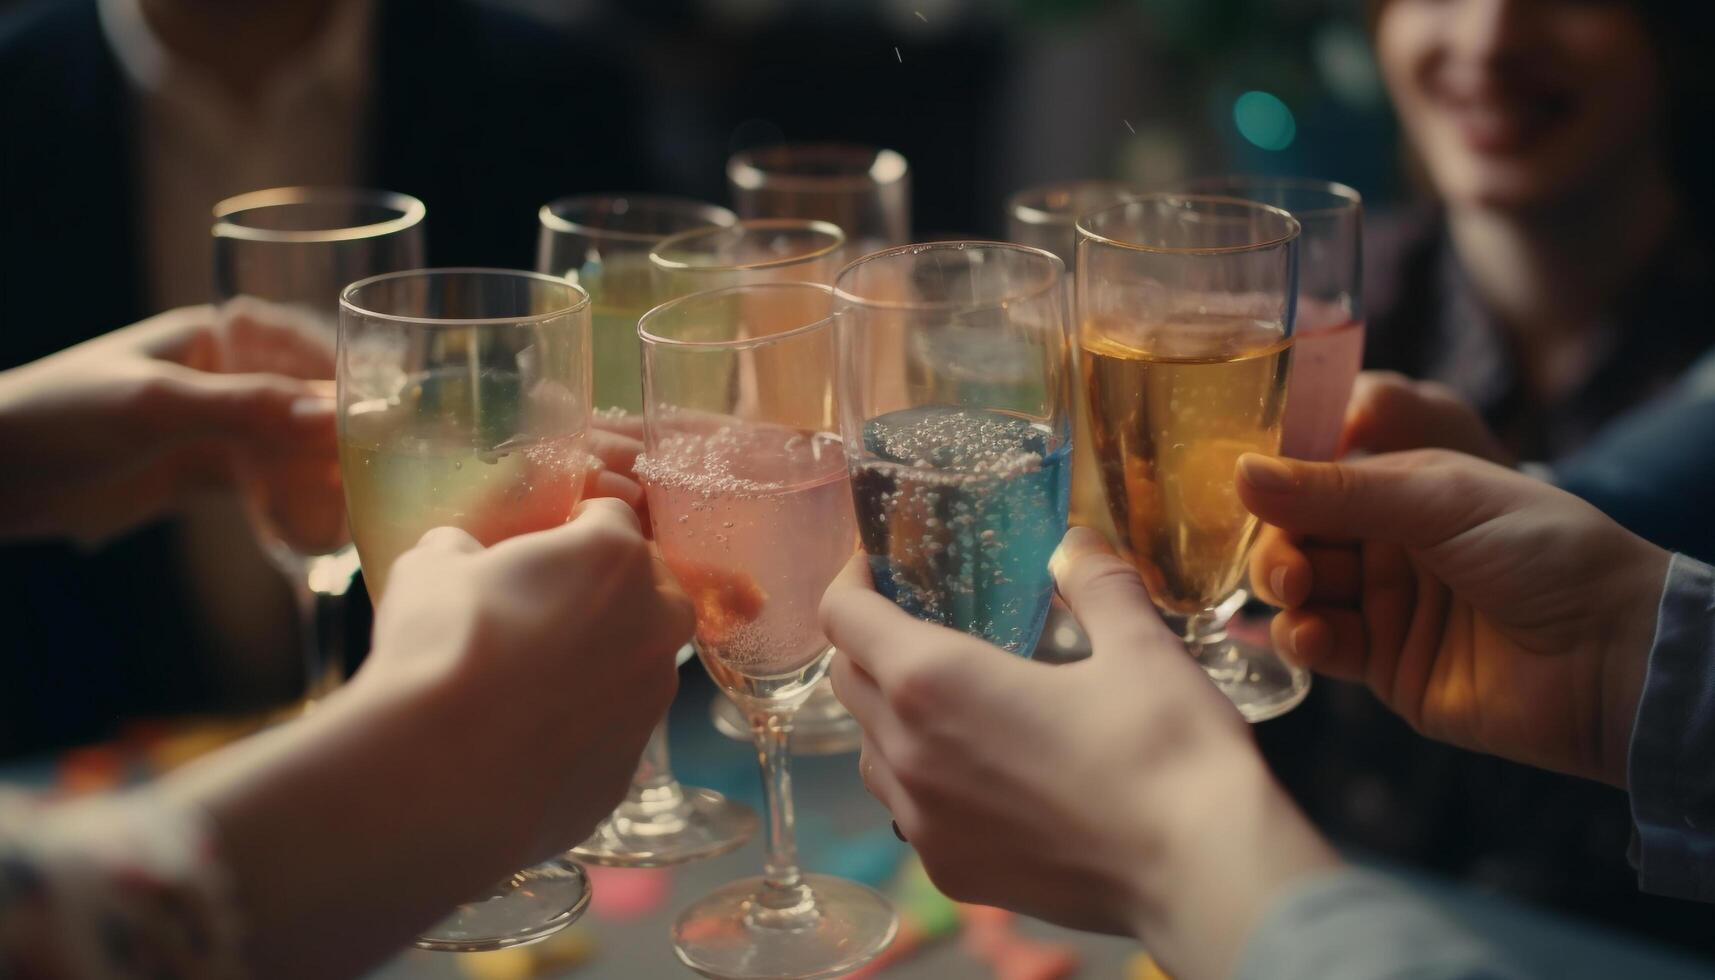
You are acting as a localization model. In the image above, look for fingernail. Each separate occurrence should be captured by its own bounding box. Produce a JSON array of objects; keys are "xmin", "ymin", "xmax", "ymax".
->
[
  {"xmin": 891, "ymin": 820, "xmax": 908, "ymax": 842},
  {"xmin": 1286, "ymin": 623, "xmax": 1310, "ymax": 663},
  {"xmin": 1048, "ymin": 526, "xmax": 1105, "ymax": 584},
  {"xmin": 1269, "ymin": 565, "xmax": 1289, "ymax": 601},
  {"xmin": 290, "ymin": 396, "xmax": 335, "ymax": 420},
  {"xmin": 1238, "ymin": 454, "xmax": 1295, "ymax": 493}
]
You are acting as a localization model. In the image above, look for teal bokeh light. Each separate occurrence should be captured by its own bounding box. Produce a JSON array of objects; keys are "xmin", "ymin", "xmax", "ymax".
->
[{"xmin": 1233, "ymin": 91, "xmax": 1296, "ymax": 151}]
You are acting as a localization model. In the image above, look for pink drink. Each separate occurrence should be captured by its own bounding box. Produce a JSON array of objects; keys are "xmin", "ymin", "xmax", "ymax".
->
[
  {"xmin": 639, "ymin": 421, "xmax": 856, "ymax": 699},
  {"xmin": 1280, "ymin": 309, "xmax": 1365, "ymax": 461}
]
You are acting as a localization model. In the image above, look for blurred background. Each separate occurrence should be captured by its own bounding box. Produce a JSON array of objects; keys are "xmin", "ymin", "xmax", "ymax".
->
[{"xmin": 3, "ymin": 0, "xmax": 1713, "ymax": 975}]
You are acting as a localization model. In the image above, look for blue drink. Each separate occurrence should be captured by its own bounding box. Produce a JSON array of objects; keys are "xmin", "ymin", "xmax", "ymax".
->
[{"xmin": 850, "ymin": 406, "xmax": 1070, "ymax": 655}]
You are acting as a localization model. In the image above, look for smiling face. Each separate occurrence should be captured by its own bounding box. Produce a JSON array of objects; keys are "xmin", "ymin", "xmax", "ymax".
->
[{"xmin": 1376, "ymin": 0, "xmax": 1666, "ymax": 212}]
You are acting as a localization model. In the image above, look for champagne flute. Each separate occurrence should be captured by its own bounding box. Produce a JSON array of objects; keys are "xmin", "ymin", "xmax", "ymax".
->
[
  {"xmin": 1076, "ymin": 195, "xmax": 1309, "ymax": 721},
  {"xmin": 536, "ymin": 195, "xmax": 757, "ymax": 867},
  {"xmin": 835, "ymin": 242, "xmax": 1073, "ymax": 655},
  {"xmin": 1182, "ymin": 178, "xmax": 1363, "ymax": 462},
  {"xmin": 338, "ymin": 268, "xmax": 597, "ymax": 951},
  {"xmin": 720, "ymin": 146, "xmax": 909, "ymax": 749},
  {"xmin": 640, "ymin": 283, "xmax": 897, "ymax": 979},
  {"xmin": 1006, "ymin": 181, "xmax": 1145, "ymax": 660},
  {"xmin": 213, "ymin": 186, "xmax": 425, "ymax": 702}
]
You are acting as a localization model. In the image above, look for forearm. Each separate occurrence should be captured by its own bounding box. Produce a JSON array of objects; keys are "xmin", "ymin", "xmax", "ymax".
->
[
  {"xmin": 1130, "ymin": 758, "xmax": 1343, "ymax": 980},
  {"xmin": 151, "ymin": 672, "xmax": 534, "ymax": 978},
  {"xmin": 1233, "ymin": 869, "xmax": 1527, "ymax": 980}
]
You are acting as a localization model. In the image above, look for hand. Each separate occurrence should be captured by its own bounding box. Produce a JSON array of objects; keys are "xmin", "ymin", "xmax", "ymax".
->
[
  {"xmin": 0, "ymin": 306, "xmax": 332, "ymax": 544},
  {"xmin": 1241, "ymin": 450, "xmax": 1670, "ymax": 787},
  {"xmin": 358, "ymin": 497, "xmax": 693, "ymax": 861},
  {"xmin": 160, "ymin": 498, "xmax": 694, "ymax": 977},
  {"xmin": 823, "ymin": 529, "xmax": 1340, "ymax": 980},
  {"xmin": 1341, "ymin": 371, "xmax": 1513, "ymax": 464}
]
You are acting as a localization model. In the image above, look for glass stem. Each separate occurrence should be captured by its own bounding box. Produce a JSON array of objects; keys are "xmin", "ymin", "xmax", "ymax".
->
[
  {"xmin": 748, "ymin": 707, "xmax": 817, "ymax": 928},
  {"xmin": 295, "ymin": 557, "xmax": 355, "ymax": 705},
  {"xmin": 616, "ymin": 721, "xmax": 688, "ymax": 823}
]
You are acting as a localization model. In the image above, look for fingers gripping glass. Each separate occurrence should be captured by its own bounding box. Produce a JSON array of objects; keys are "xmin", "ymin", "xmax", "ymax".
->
[
  {"xmin": 1076, "ymin": 195, "xmax": 1310, "ymax": 722},
  {"xmin": 338, "ymin": 269, "xmax": 597, "ymax": 951},
  {"xmin": 639, "ymin": 283, "xmax": 897, "ymax": 978}
]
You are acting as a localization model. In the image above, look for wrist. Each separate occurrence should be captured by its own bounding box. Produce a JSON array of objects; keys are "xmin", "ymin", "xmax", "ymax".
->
[
  {"xmin": 1597, "ymin": 542, "xmax": 1673, "ymax": 788},
  {"xmin": 1128, "ymin": 750, "xmax": 1342, "ymax": 980}
]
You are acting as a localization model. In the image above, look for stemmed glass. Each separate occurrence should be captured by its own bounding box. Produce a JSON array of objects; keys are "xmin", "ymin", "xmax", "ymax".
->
[
  {"xmin": 212, "ymin": 186, "xmax": 425, "ymax": 703},
  {"xmin": 338, "ymin": 268, "xmax": 597, "ymax": 951},
  {"xmin": 1075, "ymin": 195, "xmax": 1308, "ymax": 721},
  {"xmin": 835, "ymin": 243, "xmax": 1073, "ymax": 655},
  {"xmin": 639, "ymin": 283, "xmax": 898, "ymax": 979},
  {"xmin": 1182, "ymin": 178, "xmax": 1363, "ymax": 462},
  {"xmin": 720, "ymin": 145, "xmax": 911, "ymax": 750},
  {"xmin": 536, "ymin": 195, "xmax": 757, "ymax": 867}
]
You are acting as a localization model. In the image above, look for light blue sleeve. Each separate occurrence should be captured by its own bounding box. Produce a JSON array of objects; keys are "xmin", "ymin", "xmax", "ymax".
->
[
  {"xmin": 1233, "ymin": 869, "xmax": 1527, "ymax": 980},
  {"xmin": 1627, "ymin": 552, "xmax": 1715, "ymax": 901}
]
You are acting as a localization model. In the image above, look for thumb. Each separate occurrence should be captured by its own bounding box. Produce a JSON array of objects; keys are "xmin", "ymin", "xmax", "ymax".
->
[
  {"xmin": 149, "ymin": 364, "xmax": 333, "ymax": 443},
  {"xmin": 1047, "ymin": 527, "xmax": 1181, "ymax": 658},
  {"xmin": 1236, "ymin": 450, "xmax": 1514, "ymax": 550}
]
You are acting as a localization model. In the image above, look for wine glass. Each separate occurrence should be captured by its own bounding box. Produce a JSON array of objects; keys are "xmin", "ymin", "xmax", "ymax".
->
[
  {"xmin": 720, "ymin": 148, "xmax": 909, "ymax": 749},
  {"xmin": 338, "ymin": 268, "xmax": 597, "ymax": 951},
  {"xmin": 212, "ymin": 186, "xmax": 426, "ymax": 703},
  {"xmin": 1005, "ymin": 181, "xmax": 1146, "ymax": 660},
  {"xmin": 726, "ymin": 143, "xmax": 911, "ymax": 259},
  {"xmin": 1075, "ymin": 195, "xmax": 1308, "ymax": 722},
  {"xmin": 1181, "ymin": 178, "xmax": 1363, "ymax": 462},
  {"xmin": 536, "ymin": 195, "xmax": 757, "ymax": 867},
  {"xmin": 834, "ymin": 242, "xmax": 1073, "ymax": 655},
  {"xmin": 639, "ymin": 282, "xmax": 898, "ymax": 979}
]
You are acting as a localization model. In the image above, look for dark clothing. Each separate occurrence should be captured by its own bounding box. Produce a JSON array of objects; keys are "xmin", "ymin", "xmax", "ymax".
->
[
  {"xmin": 0, "ymin": 0, "xmax": 646, "ymax": 756},
  {"xmin": 1258, "ymin": 210, "xmax": 1715, "ymax": 960}
]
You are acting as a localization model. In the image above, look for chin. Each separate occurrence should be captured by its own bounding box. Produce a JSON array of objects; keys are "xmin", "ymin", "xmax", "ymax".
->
[{"xmin": 1428, "ymin": 150, "xmax": 1602, "ymax": 215}]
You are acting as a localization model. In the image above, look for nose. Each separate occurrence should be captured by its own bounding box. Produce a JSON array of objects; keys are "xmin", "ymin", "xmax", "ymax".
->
[{"xmin": 1450, "ymin": 0, "xmax": 1538, "ymax": 69}]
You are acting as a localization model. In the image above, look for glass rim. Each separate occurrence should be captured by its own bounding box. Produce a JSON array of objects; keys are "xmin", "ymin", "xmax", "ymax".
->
[
  {"xmin": 1179, "ymin": 176, "xmax": 1362, "ymax": 219},
  {"xmin": 637, "ymin": 282, "xmax": 837, "ymax": 353},
  {"xmin": 727, "ymin": 144, "xmax": 910, "ymax": 192},
  {"xmin": 538, "ymin": 194, "xmax": 738, "ymax": 243},
  {"xmin": 649, "ymin": 219, "xmax": 847, "ymax": 273},
  {"xmin": 1007, "ymin": 179, "xmax": 1145, "ymax": 227},
  {"xmin": 339, "ymin": 267, "xmax": 591, "ymax": 327},
  {"xmin": 213, "ymin": 186, "xmax": 425, "ymax": 243},
  {"xmin": 1076, "ymin": 194, "xmax": 1301, "ymax": 256},
  {"xmin": 832, "ymin": 240, "xmax": 1065, "ymax": 312}
]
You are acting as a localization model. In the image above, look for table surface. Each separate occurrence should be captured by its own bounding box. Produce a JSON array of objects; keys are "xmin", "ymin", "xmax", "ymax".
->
[
  {"xmin": 363, "ymin": 670, "xmax": 1715, "ymax": 980},
  {"xmin": 10, "ymin": 668, "xmax": 1714, "ymax": 980}
]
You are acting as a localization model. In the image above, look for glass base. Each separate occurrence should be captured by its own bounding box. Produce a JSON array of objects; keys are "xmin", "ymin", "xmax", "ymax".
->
[
  {"xmin": 413, "ymin": 857, "xmax": 590, "ymax": 952},
  {"xmin": 1193, "ymin": 635, "xmax": 1311, "ymax": 723},
  {"xmin": 710, "ymin": 679, "xmax": 862, "ymax": 755},
  {"xmin": 571, "ymin": 786, "xmax": 758, "ymax": 867},
  {"xmin": 672, "ymin": 873, "xmax": 898, "ymax": 979}
]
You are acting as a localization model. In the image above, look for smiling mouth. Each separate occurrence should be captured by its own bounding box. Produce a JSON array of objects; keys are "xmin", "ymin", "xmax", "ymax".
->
[{"xmin": 1438, "ymin": 91, "xmax": 1572, "ymax": 154}]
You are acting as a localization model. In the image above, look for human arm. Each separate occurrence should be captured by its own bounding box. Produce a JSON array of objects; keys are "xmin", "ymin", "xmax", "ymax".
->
[
  {"xmin": 0, "ymin": 306, "xmax": 332, "ymax": 544},
  {"xmin": 1, "ymin": 498, "xmax": 692, "ymax": 979}
]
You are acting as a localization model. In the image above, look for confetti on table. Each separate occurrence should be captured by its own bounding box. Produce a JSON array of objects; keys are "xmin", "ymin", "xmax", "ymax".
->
[
  {"xmin": 454, "ymin": 927, "xmax": 595, "ymax": 979},
  {"xmin": 1128, "ymin": 951, "xmax": 1174, "ymax": 980},
  {"xmin": 586, "ymin": 865, "xmax": 671, "ymax": 922}
]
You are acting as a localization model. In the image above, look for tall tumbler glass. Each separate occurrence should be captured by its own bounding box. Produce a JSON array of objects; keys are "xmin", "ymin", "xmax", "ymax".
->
[
  {"xmin": 1182, "ymin": 178, "xmax": 1363, "ymax": 462},
  {"xmin": 640, "ymin": 283, "xmax": 897, "ymax": 979},
  {"xmin": 213, "ymin": 187, "xmax": 425, "ymax": 703},
  {"xmin": 726, "ymin": 143, "xmax": 911, "ymax": 259},
  {"xmin": 1005, "ymin": 181, "xmax": 1145, "ymax": 660},
  {"xmin": 1076, "ymin": 196, "xmax": 1309, "ymax": 722},
  {"xmin": 835, "ymin": 243, "xmax": 1073, "ymax": 655},
  {"xmin": 536, "ymin": 195, "xmax": 756, "ymax": 867},
  {"xmin": 338, "ymin": 269, "xmax": 597, "ymax": 951}
]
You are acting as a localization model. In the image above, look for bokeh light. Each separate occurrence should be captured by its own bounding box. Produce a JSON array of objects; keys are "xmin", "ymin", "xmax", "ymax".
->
[{"xmin": 1233, "ymin": 90, "xmax": 1296, "ymax": 151}]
